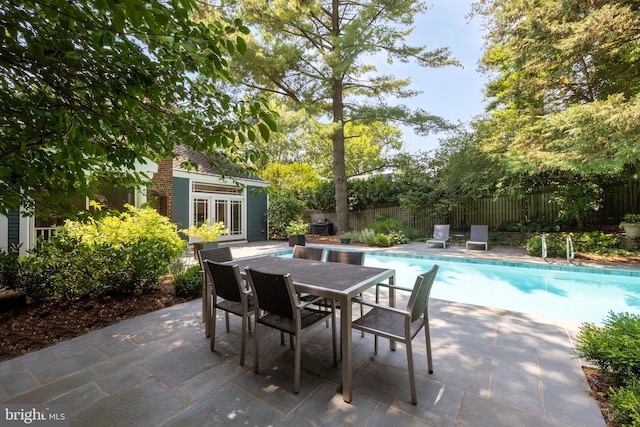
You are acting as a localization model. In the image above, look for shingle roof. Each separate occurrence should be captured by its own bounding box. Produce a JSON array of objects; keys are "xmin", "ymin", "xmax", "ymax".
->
[{"xmin": 172, "ymin": 145, "xmax": 265, "ymax": 182}]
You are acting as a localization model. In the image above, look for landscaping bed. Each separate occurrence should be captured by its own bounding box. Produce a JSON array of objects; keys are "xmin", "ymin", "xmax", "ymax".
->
[{"xmin": 0, "ymin": 278, "xmax": 198, "ymax": 363}]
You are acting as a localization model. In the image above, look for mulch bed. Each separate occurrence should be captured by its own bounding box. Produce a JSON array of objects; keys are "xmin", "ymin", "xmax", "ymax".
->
[{"xmin": 0, "ymin": 280, "xmax": 198, "ymax": 362}]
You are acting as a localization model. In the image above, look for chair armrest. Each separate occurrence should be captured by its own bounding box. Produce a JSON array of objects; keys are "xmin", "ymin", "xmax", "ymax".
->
[
  {"xmin": 355, "ymin": 300, "xmax": 409, "ymax": 316},
  {"xmin": 375, "ymin": 282, "xmax": 412, "ymax": 304},
  {"xmin": 297, "ymin": 295, "xmax": 330, "ymax": 309},
  {"xmin": 375, "ymin": 282, "xmax": 413, "ymax": 293}
]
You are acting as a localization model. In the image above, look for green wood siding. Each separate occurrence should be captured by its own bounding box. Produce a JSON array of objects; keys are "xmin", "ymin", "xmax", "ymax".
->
[
  {"xmin": 246, "ymin": 186, "xmax": 267, "ymax": 241},
  {"xmin": 172, "ymin": 177, "xmax": 190, "ymax": 236}
]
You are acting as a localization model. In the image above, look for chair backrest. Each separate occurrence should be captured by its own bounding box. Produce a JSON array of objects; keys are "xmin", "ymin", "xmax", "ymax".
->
[
  {"xmin": 199, "ymin": 246, "xmax": 233, "ymax": 264},
  {"xmin": 292, "ymin": 245, "xmax": 324, "ymax": 261},
  {"xmin": 326, "ymin": 250, "xmax": 365, "ymax": 265},
  {"xmin": 203, "ymin": 260, "xmax": 244, "ymax": 302},
  {"xmin": 246, "ymin": 267, "xmax": 296, "ymax": 318},
  {"xmin": 406, "ymin": 265, "xmax": 439, "ymax": 322},
  {"xmin": 432, "ymin": 225, "xmax": 450, "ymax": 240},
  {"xmin": 469, "ymin": 225, "xmax": 488, "ymax": 242}
]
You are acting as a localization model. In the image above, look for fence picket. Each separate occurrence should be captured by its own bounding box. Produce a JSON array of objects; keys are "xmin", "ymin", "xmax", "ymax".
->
[{"xmin": 310, "ymin": 183, "xmax": 639, "ymax": 231}]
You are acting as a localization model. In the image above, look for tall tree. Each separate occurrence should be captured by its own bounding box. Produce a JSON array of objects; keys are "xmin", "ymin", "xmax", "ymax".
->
[
  {"xmin": 0, "ymin": 0, "xmax": 276, "ymax": 217},
  {"xmin": 207, "ymin": 0, "xmax": 457, "ymax": 232},
  {"xmin": 474, "ymin": 0, "xmax": 640, "ymax": 178}
]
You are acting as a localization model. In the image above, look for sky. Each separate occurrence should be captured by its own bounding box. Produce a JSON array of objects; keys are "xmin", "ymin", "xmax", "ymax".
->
[{"xmin": 393, "ymin": 1, "xmax": 488, "ymax": 153}]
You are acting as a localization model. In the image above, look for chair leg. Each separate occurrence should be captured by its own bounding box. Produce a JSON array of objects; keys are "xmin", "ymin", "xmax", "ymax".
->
[
  {"xmin": 225, "ymin": 312, "xmax": 230, "ymax": 333},
  {"xmin": 425, "ymin": 317, "xmax": 433, "ymax": 374},
  {"xmin": 210, "ymin": 306, "xmax": 217, "ymax": 352},
  {"xmin": 240, "ymin": 314, "xmax": 247, "ymax": 366},
  {"xmin": 406, "ymin": 339, "xmax": 417, "ymax": 405},
  {"xmin": 359, "ymin": 295, "xmax": 364, "ymax": 337},
  {"xmin": 254, "ymin": 323, "xmax": 260, "ymax": 374}
]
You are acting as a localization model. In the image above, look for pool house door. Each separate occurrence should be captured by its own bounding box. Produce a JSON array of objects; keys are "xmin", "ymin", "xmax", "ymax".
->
[{"xmin": 192, "ymin": 182, "xmax": 244, "ymax": 242}]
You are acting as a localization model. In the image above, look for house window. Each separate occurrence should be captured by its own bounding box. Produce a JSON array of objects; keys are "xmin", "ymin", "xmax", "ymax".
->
[{"xmin": 191, "ymin": 182, "xmax": 244, "ymax": 241}]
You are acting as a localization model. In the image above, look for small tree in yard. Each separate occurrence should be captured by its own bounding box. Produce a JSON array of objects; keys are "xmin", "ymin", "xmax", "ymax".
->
[
  {"xmin": 0, "ymin": 0, "xmax": 276, "ymax": 218},
  {"xmin": 266, "ymin": 190, "xmax": 308, "ymax": 240}
]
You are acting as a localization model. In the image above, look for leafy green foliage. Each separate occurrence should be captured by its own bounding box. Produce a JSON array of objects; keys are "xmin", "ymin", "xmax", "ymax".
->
[
  {"xmin": 306, "ymin": 176, "xmax": 403, "ymax": 213},
  {"xmin": 341, "ymin": 229, "xmax": 376, "ymax": 245},
  {"xmin": 0, "ymin": 248, "xmax": 20, "ymax": 291},
  {"xmin": 173, "ymin": 265, "xmax": 202, "ymax": 297},
  {"xmin": 369, "ymin": 234, "xmax": 392, "ymax": 247},
  {"xmin": 610, "ymin": 378, "xmax": 640, "ymax": 427},
  {"xmin": 623, "ymin": 214, "xmax": 640, "ymax": 224},
  {"xmin": 285, "ymin": 220, "xmax": 308, "ymax": 236},
  {"xmin": 366, "ymin": 216, "xmax": 416, "ymax": 240},
  {"xmin": 261, "ymin": 163, "xmax": 321, "ymax": 193},
  {"xmin": 213, "ymin": 0, "xmax": 457, "ymax": 232},
  {"xmin": 475, "ymin": 0, "xmax": 640, "ymax": 178},
  {"xmin": 526, "ymin": 234, "xmax": 565, "ymax": 257},
  {"xmin": 10, "ymin": 206, "xmax": 186, "ymax": 301},
  {"xmin": 266, "ymin": 190, "xmax": 308, "ymax": 240},
  {"xmin": 0, "ymin": 0, "xmax": 275, "ymax": 217},
  {"xmin": 526, "ymin": 232, "xmax": 622, "ymax": 257},
  {"xmin": 575, "ymin": 312, "xmax": 640, "ymax": 385},
  {"xmin": 573, "ymin": 232, "xmax": 621, "ymax": 254},
  {"xmin": 497, "ymin": 218, "xmax": 559, "ymax": 233}
]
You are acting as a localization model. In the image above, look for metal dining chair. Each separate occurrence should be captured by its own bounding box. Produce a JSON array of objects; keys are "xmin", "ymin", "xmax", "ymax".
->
[
  {"xmin": 292, "ymin": 245, "xmax": 324, "ymax": 261},
  {"xmin": 203, "ymin": 260, "xmax": 253, "ymax": 366},
  {"xmin": 199, "ymin": 247, "xmax": 233, "ymax": 336},
  {"xmin": 307, "ymin": 249, "xmax": 366, "ymax": 346},
  {"xmin": 352, "ymin": 265, "xmax": 439, "ymax": 404},
  {"xmin": 245, "ymin": 267, "xmax": 337, "ymax": 394}
]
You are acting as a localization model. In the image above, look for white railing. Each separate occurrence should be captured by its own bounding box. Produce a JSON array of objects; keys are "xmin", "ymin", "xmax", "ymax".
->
[
  {"xmin": 541, "ymin": 233, "xmax": 547, "ymax": 259},
  {"xmin": 34, "ymin": 227, "xmax": 58, "ymax": 248}
]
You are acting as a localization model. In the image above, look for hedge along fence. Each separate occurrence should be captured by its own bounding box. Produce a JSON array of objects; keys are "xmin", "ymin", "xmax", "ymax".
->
[{"xmin": 310, "ymin": 182, "xmax": 640, "ymax": 232}]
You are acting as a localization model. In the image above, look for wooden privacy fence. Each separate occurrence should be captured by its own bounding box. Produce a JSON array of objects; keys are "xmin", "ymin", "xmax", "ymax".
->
[{"xmin": 310, "ymin": 182, "xmax": 640, "ymax": 232}]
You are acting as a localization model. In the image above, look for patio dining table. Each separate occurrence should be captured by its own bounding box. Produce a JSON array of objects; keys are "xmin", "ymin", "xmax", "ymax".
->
[{"xmin": 230, "ymin": 255, "xmax": 396, "ymax": 403}]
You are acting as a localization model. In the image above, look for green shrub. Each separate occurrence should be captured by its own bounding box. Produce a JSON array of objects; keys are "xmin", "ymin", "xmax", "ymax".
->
[
  {"xmin": 388, "ymin": 230, "xmax": 409, "ymax": 245},
  {"xmin": 574, "ymin": 312, "xmax": 640, "ymax": 385},
  {"xmin": 369, "ymin": 233, "xmax": 391, "ymax": 247},
  {"xmin": 345, "ymin": 228, "xmax": 376, "ymax": 244},
  {"xmin": 365, "ymin": 216, "xmax": 418, "ymax": 240},
  {"xmin": 527, "ymin": 232, "xmax": 624, "ymax": 257},
  {"xmin": 266, "ymin": 190, "xmax": 307, "ymax": 240},
  {"xmin": 13, "ymin": 205, "xmax": 186, "ymax": 301},
  {"xmin": 610, "ymin": 378, "xmax": 640, "ymax": 427},
  {"xmin": 497, "ymin": 217, "xmax": 559, "ymax": 232},
  {"xmin": 572, "ymin": 231, "xmax": 621, "ymax": 255},
  {"xmin": 526, "ymin": 234, "xmax": 566, "ymax": 257},
  {"xmin": 0, "ymin": 248, "xmax": 20, "ymax": 290},
  {"xmin": 173, "ymin": 265, "xmax": 202, "ymax": 297}
]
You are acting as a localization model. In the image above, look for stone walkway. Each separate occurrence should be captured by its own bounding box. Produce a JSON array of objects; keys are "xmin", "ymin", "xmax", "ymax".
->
[{"xmin": 0, "ymin": 241, "xmax": 609, "ymax": 426}]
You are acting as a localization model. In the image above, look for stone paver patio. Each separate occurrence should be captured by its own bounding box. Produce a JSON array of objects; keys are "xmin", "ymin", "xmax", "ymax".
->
[{"xmin": 0, "ymin": 241, "xmax": 608, "ymax": 426}]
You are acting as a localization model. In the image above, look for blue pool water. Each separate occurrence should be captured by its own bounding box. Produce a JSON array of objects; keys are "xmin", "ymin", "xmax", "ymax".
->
[
  {"xmin": 278, "ymin": 250, "xmax": 640, "ymax": 324},
  {"xmin": 364, "ymin": 253, "xmax": 640, "ymax": 325}
]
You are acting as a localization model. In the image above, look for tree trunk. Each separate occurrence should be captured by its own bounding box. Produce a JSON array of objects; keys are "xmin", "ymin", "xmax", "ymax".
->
[{"xmin": 330, "ymin": 0, "xmax": 349, "ymax": 233}]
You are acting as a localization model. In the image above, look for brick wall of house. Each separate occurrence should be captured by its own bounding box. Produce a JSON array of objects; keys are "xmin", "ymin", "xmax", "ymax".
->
[{"xmin": 150, "ymin": 158, "xmax": 173, "ymax": 219}]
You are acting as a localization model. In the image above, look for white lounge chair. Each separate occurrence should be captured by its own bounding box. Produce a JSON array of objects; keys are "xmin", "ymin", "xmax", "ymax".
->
[
  {"xmin": 427, "ymin": 224, "xmax": 450, "ymax": 248},
  {"xmin": 466, "ymin": 225, "xmax": 489, "ymax": 251}
]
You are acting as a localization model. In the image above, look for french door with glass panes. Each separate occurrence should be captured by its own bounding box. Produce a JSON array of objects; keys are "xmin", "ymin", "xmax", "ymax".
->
[{"xmin": 192, "ymin": 187, "xmax": 244, "ymax": 242}]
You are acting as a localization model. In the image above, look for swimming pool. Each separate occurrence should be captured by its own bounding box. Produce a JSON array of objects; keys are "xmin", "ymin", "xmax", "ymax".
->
[
  {"xmin": 278, "ymin": 250, "xmax": 640, "ymax": 324},
  {"xmin": 364, "ymin": 253, "xmax": 640, "ymax": 325}
]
